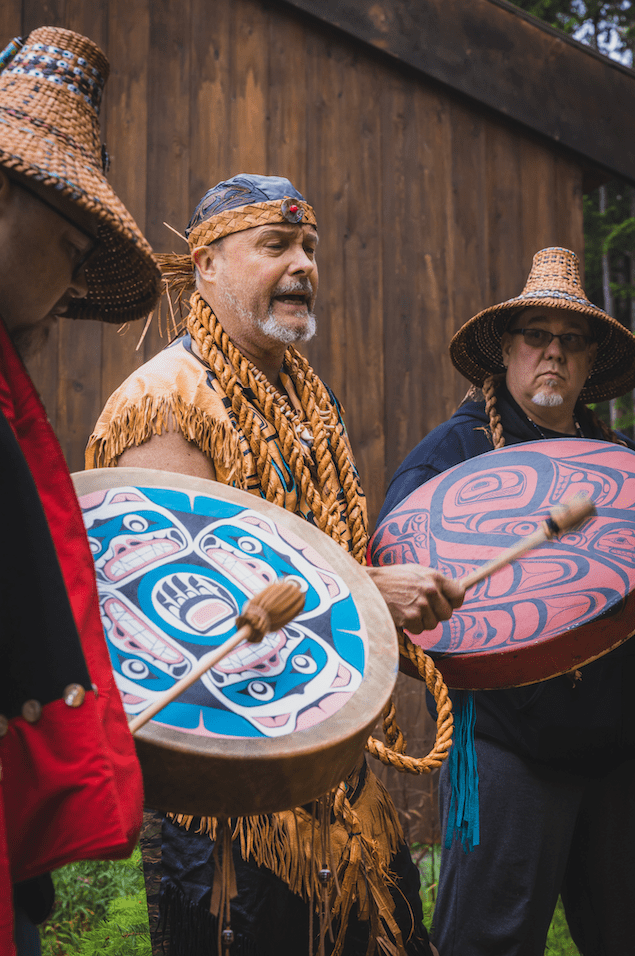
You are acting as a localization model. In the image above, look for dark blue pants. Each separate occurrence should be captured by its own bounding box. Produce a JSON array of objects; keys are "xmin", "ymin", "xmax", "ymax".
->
[
  {"xmin": 433, "ymin": 737, "xmax": 635, "ymax": 956},
  {"xmin": 14, "ymin": 907, "xmax": 41, "ymax": 956}
]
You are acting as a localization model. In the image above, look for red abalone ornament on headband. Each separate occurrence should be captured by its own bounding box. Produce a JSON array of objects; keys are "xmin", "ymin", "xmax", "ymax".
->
[
  {"xmin": 369, "ymin": 439, "xmax": 635, "ymax": 689},
  {"xmin": 281, "ymin": 197, "xmax": 304, "ymax": 223}
]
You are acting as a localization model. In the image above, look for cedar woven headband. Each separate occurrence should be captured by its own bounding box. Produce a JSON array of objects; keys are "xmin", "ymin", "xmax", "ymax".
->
[
  {"xmin": 0, "ymin": 26, "xmax": 160, "ymax": 322},
  {"xmin": 187, "ymin": 197, "xmax": 317, "ymax": 250},
  {"xmin": 449, "ymin": 247, "xmax": 635, "ymax": 404}
]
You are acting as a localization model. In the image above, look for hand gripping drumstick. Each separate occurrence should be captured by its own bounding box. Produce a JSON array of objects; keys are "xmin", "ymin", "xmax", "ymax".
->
[
  {"xmin": 128, "ymin": 580, "xmax": 305, "ymax": 735},
  {"xmin": 458, "ymin": 492, "xmax": 596, "ymax": 594}
]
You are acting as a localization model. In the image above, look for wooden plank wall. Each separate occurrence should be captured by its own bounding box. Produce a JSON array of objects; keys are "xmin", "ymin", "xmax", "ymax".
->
[{"xmin": 3, "ymin": 0, "xmax": 584, "ymax": 843}]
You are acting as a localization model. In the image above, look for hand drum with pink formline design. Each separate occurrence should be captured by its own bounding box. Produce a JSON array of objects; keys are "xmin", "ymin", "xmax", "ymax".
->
[
  {"xmin": 369, "ymin": 439, "xmax": 635, "ymax": 690},
  {"xmin": 73, "ymin": 468, "xmax": 398, "ymax": 818}
]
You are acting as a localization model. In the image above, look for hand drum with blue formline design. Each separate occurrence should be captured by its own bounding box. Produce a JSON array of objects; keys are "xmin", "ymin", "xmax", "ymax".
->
[
  {"xmin": 73, "ymin": 468, "xmax": 398, "ymax": 817},
  {"xmin": 370, "ymin": 439, "xmax": 635, "ymax": 690}
]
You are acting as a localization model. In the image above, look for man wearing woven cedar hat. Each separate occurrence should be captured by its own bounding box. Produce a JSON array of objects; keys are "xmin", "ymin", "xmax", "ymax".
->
[
  {"xmin": 87, "ymin": 173, "xmax": 462, "ymax": 955},
  {"xmin": 0, "ymin": 26, "xmax": 160, "ymax": 956},
  {"xmin": 378, "ymin": 248, "xmax": 635, "ymax": 956}
]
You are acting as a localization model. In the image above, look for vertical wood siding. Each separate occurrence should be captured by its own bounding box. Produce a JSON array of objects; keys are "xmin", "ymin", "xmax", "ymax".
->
[{"xmin": 8, "ymin": 0, "xmax": 584, "ymax": 844}]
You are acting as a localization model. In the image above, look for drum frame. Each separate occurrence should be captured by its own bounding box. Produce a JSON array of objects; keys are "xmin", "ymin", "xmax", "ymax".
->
[{"xmin": 73, "ymin": 468, "xmax": 398, "ymax": 817}]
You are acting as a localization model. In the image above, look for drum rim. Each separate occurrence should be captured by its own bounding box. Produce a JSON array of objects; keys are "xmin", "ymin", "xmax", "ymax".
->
[{"xmin": 73, "ymin": 467, "xmax": 398, "ymax": 758}]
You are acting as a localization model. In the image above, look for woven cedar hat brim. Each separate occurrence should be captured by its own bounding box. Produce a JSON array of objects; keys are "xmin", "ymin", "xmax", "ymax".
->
[
  {"xmin": 450, "ymin": 294, "xmax": 635, "ymax": 404},
  {"xmin": 0, "ymin": 29, "xmax": 160, "ymax": 323}
]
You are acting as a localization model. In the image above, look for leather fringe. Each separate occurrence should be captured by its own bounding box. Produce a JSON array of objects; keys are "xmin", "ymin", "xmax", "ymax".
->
[
  {"xmin": 167, "ymin": 771, "xmax": 406, "ymax": 955},
  {"xmin": 160, "ymin": 882, "xmax": 260, "ymax": 956},
  {"xmin": 85, "ymin": 394, "xmax": 246, "ymax": 486}
]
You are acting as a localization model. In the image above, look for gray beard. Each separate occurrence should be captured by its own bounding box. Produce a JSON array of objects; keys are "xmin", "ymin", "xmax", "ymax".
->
[
  {"xmin": 219, "ymin": 284, "xmax": 317, "ymax": 345},
  {"xmin": 532, "ymin": 389, "xmax": 564, "ymax": 408},
  {"xmin": 257, "ymin": 307, "xmax": 316, "ymax": 344}
]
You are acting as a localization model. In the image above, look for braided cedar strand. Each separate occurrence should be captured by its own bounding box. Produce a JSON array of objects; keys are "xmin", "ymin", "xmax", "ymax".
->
[{"xmin": 483, "ymin": 373, "xmax": 506, "ymax": 450}]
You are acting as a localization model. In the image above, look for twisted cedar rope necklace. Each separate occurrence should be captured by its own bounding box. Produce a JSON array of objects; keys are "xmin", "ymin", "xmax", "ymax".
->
[{"xmin": 186, "ymin": 292, "xmax": 368, "ymax": 562}]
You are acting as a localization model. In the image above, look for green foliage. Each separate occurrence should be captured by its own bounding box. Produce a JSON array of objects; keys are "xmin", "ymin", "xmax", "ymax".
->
[
  {"xmin": 73, "ymin": 895, "xmax": 150, "ymax": 956},
  {"xmin": 40, "ymin": 849, "xmax": 150, "ymax": 956},
  {"xmin": 413, "ymin": 844, "xmax": 580, "ymax": 955},
  {"xmin": 508, "ymin": 0, "xmax": 635, "ymax": 59},
  {"xmin": 411, "ymin": 843, "xmax": 441, "ymax": 926},
  {"xmin": 544, "ymin": 899, "xmax": 581, "ymax": 955}
]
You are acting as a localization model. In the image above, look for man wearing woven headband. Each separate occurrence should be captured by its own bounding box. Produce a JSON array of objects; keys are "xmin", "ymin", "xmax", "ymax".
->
[
  {"xmin": 87, "ymin": 173, "xmax": 461, "ymax": 955},
  {"xmin": 378, "ymin": 247, "xmax": 635, "ymax": 956},
  {"xmin": 0, "ymin": 26, "xmax": 160, "ymax": 956}
]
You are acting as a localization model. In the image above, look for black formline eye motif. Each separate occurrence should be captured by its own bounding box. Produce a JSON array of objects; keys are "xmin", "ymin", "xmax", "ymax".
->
[
  {"xmin": 291, "ymin": 653, "xmax": 317, "ymax": 674},
  {"xmin": 122, "ymin": 513, "xmax": 149, "ymax": 532},
  {"xmin": 237, "ymin": 536, "xmax": 263, "ymax": 554},
  {"xmin": 121, "ymin": 658, "xmax": 150, "ymax": 680},
  {"xmin": 246, "ymin": 680, "xmax": 275, "ymax": 701}
]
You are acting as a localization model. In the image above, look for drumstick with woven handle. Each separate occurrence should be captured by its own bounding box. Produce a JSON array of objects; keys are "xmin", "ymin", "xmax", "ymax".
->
[
  {"xmin": 458, "ymin": 493, "xmax": 596, "ymax": 593},
  {"xmin": 128, "ymin": 579, "xmax": 305, "ymax": 735}
]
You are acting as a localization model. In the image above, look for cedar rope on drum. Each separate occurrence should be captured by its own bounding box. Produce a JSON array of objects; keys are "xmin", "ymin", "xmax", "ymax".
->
[
  {"xmin": 380, "ymin": 699, "xmax": 406, "ymax": 754},
  {"xmin": 365, "ymin": 631, "xmax": 454, "ymax": 775}
]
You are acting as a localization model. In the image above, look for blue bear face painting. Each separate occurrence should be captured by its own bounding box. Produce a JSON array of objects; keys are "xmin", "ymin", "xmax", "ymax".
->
[{"xmin": 79, "ymin": 486, "xmax": 366, "ymax": 739}]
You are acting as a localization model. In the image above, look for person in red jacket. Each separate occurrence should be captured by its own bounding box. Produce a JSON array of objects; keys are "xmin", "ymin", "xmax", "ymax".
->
[{"xmin": 0, "ymin": 26, "xmax": 160, "ymax": 956}]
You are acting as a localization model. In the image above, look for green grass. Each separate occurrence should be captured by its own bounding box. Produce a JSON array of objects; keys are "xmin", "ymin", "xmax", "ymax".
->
[
  {"xmin": 412, "ymin": 844, "xmax": 581, "ymax": 956},
  {"xmin": 40, "ymin": 848, "xmax": 151, "ymax": 956}
]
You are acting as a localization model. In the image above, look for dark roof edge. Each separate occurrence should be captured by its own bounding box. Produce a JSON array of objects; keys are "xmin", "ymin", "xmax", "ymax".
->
[
  {"xmin": 488, "ymin": 0, "xmax": 635, "ymax": 79},
  {"xmin": 279, "ymin": 0, "xmax": 635, "ymax": 186}
]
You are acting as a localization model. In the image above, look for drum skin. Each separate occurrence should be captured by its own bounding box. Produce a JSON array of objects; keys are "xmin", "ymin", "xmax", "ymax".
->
[
  {"xmin": 73, "ymin": 468, "xmax": 398, "ymax": 818},
  {"xmin": 370, "ymin": 439, "xmax": 635, "ymax": 690}
]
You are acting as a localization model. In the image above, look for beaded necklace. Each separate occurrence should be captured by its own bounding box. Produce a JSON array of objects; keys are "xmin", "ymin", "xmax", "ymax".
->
[{"xmin": 524, "ymin": 413, "xmax": 584, "ymax": 440}]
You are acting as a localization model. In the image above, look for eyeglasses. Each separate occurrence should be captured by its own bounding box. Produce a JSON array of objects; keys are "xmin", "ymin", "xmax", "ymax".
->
[
  {"xmin": 11, "ymin": 177, "xmax": 101, "ymax": 280},
  {"xmin": 509, "ymin": 328, "xmax": 592, "ymax": 353}
]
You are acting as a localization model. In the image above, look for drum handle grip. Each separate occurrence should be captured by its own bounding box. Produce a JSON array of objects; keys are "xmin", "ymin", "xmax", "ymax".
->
[
  {"xmin": 128, "ymin": 580, "xmax": 304, "ymax": 735},
  {"xmin": 459, "ymin": 493, "xmax": 595, "ymax": 592}
]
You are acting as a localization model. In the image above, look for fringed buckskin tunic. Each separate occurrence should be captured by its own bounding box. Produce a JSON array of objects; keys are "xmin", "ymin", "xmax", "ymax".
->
[{"xmin": 86, "ymin": 323, "xmax": 432, "ymax": 956}]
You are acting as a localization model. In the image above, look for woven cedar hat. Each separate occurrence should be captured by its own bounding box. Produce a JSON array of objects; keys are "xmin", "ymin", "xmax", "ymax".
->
[
  {"xmin": 0, "ymin": 27, "xmax": 160, "ymax": 322},
  {"xmin": 450, "ymin": 247, "xmax": 635, "ymax": 403}
]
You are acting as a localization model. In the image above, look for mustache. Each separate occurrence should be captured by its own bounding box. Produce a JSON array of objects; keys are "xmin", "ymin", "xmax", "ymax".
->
[{"xmin": 272, "ymin": 279, "xmax": 314, "ymax": 298}]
